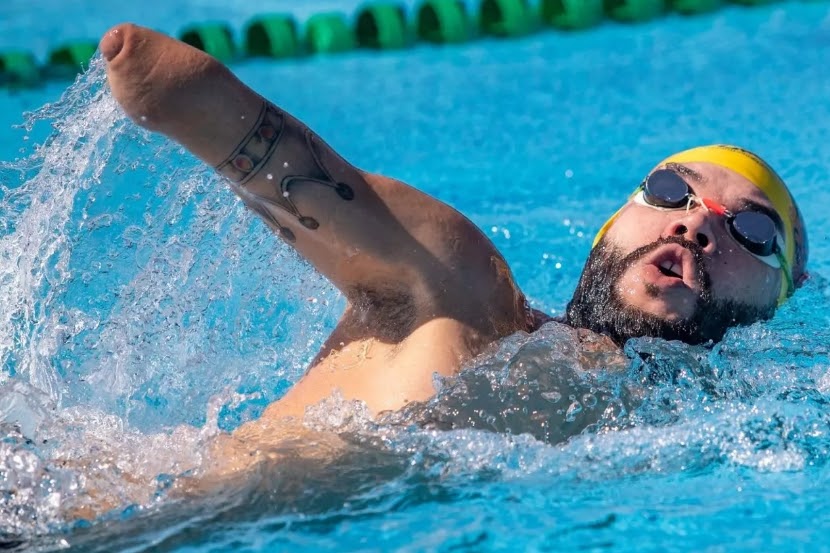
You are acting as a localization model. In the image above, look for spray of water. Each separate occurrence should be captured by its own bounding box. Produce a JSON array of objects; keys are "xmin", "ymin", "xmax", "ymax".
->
[
  {"xmin": 0, "ymin": 57, "xmax": 341, "ymax": 536},
  {"xmin": 1, "ymin": 54, "xmax": 830, "ymax": 549}
]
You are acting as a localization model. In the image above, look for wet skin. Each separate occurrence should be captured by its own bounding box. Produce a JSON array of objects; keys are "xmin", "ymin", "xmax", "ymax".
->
[
  {"xmin": 100, "ymin": 24, "xmax": 530, "ymax": 423},
  {"xmin": 602, "ymin": 162, "xmax": 783, "ymax": 322},
  {"xmin": 88, "ymin": 25, "xmax": 794, "ymax": 514},
  {"xmin": 99, "ymin": 25, "xmax": 786, "ymax": 427}
]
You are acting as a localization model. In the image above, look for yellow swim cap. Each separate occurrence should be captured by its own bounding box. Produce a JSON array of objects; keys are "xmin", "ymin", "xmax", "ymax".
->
[{"xmin": 592, "ymin": 145, "xmax": 798, "ymax": 305}]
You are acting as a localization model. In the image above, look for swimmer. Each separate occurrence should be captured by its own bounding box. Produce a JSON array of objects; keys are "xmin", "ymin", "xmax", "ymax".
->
[{"xmin": 100, "ymin": 24, "xmax": 807, "ymax": 428}]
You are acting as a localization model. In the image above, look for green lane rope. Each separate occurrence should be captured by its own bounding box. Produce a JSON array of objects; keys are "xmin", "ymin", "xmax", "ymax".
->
[
  {"xmin": 480, "ymin": 0, "xmax": 534, "ymax": 37},
  {"xmin": 0, "ymin": 0, "xmax": 820, "ymax": 88},
  {"xmin": 0, "ymin": 51, "xmax": 39, "ymax": 87},
  {"xmin": 540, "ymin": 0, "xmax": 604, "ymax": 29},
  {"xmin": 416, "ymin": 0, "xmax": 471, "ymax": 43},
  {"xmin": 244, "ymin": 14, "xmax": 299, "ymax": 58},
  {"xmin": 180, "ymin": 24, "xmax": 236, "ymax": 63},
  {"xmin": 304, "ymin": 13, "xmax": 356, "ymax": 54},
  {"xmin": 356, "ymin": 3, "xmax": 409, "ymax": 49},
  {"xmin": 730, "ymin": 0, "xmax": 778, "ymax": 4},
  {"xmin": 45, "ymin": 42, "xmax": 97, "ymax": 79},
  {"xmin": 604, "ymin": 0, "xmax": 668, "ymax": 22},
  {"xmin": 671, "ymin": 0, "xmax": 723, "ymax": 14}
]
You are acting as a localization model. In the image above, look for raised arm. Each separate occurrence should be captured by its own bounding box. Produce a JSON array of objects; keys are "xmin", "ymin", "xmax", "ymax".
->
[{"xmin": 102, "ymin": 24, "xmax": 528, "ymax": 347}]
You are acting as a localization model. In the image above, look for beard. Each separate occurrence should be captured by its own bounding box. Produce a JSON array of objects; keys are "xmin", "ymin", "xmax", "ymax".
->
[{"xmin": 564, "ymin": 236, "xmax": 773, "ymax": 346}]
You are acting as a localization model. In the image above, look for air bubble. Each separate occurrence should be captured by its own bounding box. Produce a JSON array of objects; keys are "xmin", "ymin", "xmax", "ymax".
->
[
  {"xmin": 582, "ymin": 393, "xmax": 598, "ymax": 408},
  {"xmin": 565, "ymin": 401, "xmax": 583, "ymax": 422},
  {"xmin": 542, "ymin": 391, "xmax": 561, "ymax": 403}
]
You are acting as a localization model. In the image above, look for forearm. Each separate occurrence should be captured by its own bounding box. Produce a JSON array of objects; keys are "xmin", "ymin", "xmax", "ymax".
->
[
  {"xmin": 215, "ymin": 100, "xmax": 357, "ymax": 248},
  {"xmin": 102, "ymin": 24, "xmax": 526, "ymax": 334},
  {"xmin": 103, "ymin": 25, "xmax": 444, "ymax": 294},
  {"xmin": 213, "ymin": 100, "xmax": 416, "ymax": 284},
  {"xmin": 208, "ymin": 100, "xmax": 450, "ymax": 295}
]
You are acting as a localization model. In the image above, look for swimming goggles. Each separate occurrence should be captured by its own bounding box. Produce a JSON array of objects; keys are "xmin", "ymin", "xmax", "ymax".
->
[{"xmin": 635, "ymin": 169, "xmax": 794, "ymax": 294}]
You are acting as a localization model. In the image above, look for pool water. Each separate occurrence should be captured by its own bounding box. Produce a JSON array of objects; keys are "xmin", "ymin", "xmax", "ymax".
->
[{"xmin": 2, "ymin": 2, "xmax": 830, "ymax": 551}]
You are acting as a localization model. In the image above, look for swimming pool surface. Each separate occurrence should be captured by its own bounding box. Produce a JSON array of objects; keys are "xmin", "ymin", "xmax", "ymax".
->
[{"xmin": 2, "ymin": 2, "xmax": 830, "ymax": 551}]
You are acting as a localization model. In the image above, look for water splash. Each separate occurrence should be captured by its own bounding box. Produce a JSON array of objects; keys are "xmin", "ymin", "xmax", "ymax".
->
[
  {"xmin": 0, "ymin": 57, "xmax": 123, "ymax": 397},
  {"xmin": 0, "ymin": 57, "xmax": 341, "ymax": 538},
  {"xmin": 0, "ymin": 48, "xmax": 829, "ymax": 553},
  {"xmin": 374, "ymin": 288, "xmax": 830, "ymax": 485}
]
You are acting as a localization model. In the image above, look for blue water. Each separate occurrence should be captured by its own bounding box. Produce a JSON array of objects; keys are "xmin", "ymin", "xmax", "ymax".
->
[{"xmin": 2, "ymin": 2, "xmax": 830, "ymax": 551}]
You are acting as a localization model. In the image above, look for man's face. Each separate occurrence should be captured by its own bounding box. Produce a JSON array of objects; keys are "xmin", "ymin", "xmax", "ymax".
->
[{"xmin": 566, "ymin": 161, "xmax": 784, "ymax": 345}]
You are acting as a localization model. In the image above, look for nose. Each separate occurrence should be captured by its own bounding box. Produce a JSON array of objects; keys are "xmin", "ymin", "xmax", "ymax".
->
[{"xmin": 662, "ymin": 207, "xmax": 718, "ymax": 254}]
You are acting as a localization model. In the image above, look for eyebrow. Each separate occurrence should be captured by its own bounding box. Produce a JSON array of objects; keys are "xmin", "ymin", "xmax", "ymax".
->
[{"xmin": 665, "ymin": 162, "xmax": 706, "ymax": 183}]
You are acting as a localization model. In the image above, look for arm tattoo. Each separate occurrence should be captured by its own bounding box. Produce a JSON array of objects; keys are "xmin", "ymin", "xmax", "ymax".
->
[{"xmin": 216, "ymin": 101, "xmax": 355, "ymax": 242}]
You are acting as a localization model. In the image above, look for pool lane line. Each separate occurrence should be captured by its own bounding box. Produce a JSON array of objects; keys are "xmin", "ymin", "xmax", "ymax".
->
[{"xmin": 0, "ymin": 0, "xmax": 816, "ymax": 89}]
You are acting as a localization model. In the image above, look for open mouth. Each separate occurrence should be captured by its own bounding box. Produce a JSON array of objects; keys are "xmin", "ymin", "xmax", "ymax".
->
[
  {"xmin": 643, "ymin": 244, "xmax": 701, "ymax": 291},
  {"xmin": 657, "ymin": 259, "xmax": 683, "ymax": 279}
]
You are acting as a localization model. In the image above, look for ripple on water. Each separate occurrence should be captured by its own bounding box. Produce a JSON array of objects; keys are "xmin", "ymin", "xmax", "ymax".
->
[{"xmin": 1, "ymin": 34, "xmax": 830, "ymax": 552}]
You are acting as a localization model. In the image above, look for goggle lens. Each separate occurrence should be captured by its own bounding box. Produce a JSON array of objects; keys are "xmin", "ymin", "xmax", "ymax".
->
[
  {"xmin": 639, "ymin": 170, "xmax": 781, "ymax": 258},
  {"xmin": 643, "ymin": 170, "xmax": 690, "ymax": 208},
  {"xmin": 731, "ymin": 211, "xmax": 777, "ymax": 257}
]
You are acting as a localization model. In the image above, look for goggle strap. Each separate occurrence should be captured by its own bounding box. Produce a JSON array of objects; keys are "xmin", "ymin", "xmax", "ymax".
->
[
  {"xmin": 702, "ymin": 197, "xmax": 729, "ymax": 217},
  {"xmin": 591, "ymin": 186, "xmax": 642, "ymax": 248},
  {"xmin": 775, "ymin": 248, "xmax": 794, "ymax": 306}
]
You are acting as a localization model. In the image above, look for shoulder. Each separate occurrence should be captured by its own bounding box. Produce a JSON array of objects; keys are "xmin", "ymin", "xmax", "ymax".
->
[{"xmin": 350, "ymin": 171, "xmax": 531, "ymax": 342}]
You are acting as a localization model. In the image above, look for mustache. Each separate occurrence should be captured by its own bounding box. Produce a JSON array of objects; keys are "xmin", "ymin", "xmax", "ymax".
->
[
  {"xmin": 616, "ymin": 235, "xmax": 713, "ymax": 301},
  {"xmin": 565, "ymin": 235, "xmax": 773, "ymax": 346}
]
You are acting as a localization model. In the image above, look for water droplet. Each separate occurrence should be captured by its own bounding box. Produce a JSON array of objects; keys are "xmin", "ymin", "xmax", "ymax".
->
[
  {"xmin": 565, "ymin": 401, "xmax": 583, "ymax": 422},
  {"xmin": 266, "ymin": 173, "xmax": 273, "ymax": 180},
  {"xmin": 541, "ymin": 391, "xmax": 561, "ymax": 403},
  {"xmin": 582, "ymin": 393, "xmax": 598, "ymax": 408},
  {"xmin": 283, "ymin": 162, "xmax": 289, "ymax": 168}
]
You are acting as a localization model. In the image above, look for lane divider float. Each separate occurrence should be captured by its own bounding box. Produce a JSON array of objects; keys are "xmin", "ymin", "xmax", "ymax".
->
[
  {"xmin": 541, "ymin": 0, "xmax": 604, "ymax": 29},
  {"xmin": 180, "ymin": 23, "xmax": 236, "ymax": 63},
  {"xmin": 0, "ymin": 0, "xmax": 816, "ymax": 88},
  {"xmin": 357, "ymin": 3, "xmax": 410, "ymax": 48},
  {"xmin": 244, "ymin": 14, "xmax": 300, "ymax": 59},
  {"xmin": 305, "ymin": 13, "xmax": 356, "ymax": 54},
  {"xmin": 45, "ymin": 42, "xmax": 98, "ymax": 80},
  {"xmin": 417, "ymin": 0, "xmax": 472, "ymax": 43}
]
